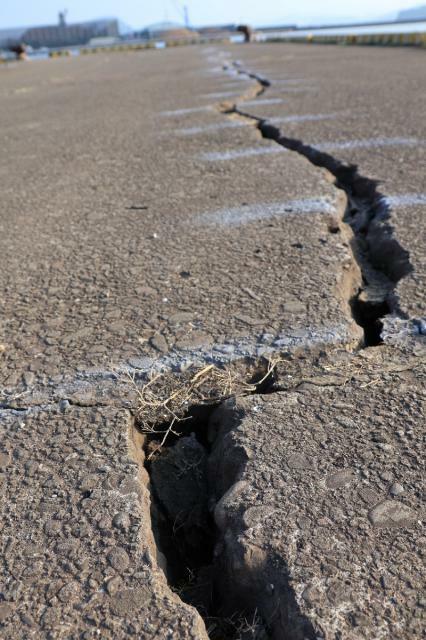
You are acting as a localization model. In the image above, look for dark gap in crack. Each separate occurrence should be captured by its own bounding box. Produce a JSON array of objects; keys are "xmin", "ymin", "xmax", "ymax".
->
[
  {"xmin": 0, "ymin": 404, "xmax": 28, "ymax": 413},
  {"xmin": 225, "ymin": 72, "xmax": 412, "ymax": 346},
  {"xmin": 142, "ymin": 405, "xmax": 273, "ymax": 639},
  {"xmin": 139, "ymin": 360, "xmax": 316, "ymax": 638},
  {"xmin": 248, "ymin": 362, "xmax": 280, "ymax": 394},
  {"xmin": 350, "ymin": 289, "xmax": 391, "ymax": 346},
  {"xmin": 139, "ymin": 365, "xmax": 279, "ymax": 639}
]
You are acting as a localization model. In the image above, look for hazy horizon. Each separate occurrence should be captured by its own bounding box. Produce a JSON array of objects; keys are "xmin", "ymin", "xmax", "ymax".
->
[{"xmin": 0, "ymin": 1, "xmax": 423, "ymax": 30}]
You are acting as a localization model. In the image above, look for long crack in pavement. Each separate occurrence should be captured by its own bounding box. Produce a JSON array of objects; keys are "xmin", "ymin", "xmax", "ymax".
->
[
  {"xmin": 223, "ymin": 62, "xmax": 420, "ymax": 347},
  {"xmin": 133, "ymin": 56, "xmax": 425, "ymax": 639},
  {"xmin": 0, "ymin": 47, "xmax": 424, "ymax": 640}
]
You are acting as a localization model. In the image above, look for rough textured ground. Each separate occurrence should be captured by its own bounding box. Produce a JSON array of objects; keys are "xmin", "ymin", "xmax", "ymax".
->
[
  {"xmin": 225, "ymin": 43, "xmax": 426, "ymax": 325},
  {"xmin": 0, "ymin": 406, "xmax": 207, "ymax": 638},
  {"xmin": 0, "ymin": 43, "xmax": 425, "ymax": 639},
  {"xmin": 209, "ymin": 344, "xmax": 425, "ymax": 639},
  {"xmin": 0, "ymin": 47, "xmax": 359, "ymax": 397}
]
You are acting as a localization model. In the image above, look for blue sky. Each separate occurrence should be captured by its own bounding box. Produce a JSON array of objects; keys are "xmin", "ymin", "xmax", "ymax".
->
[{"xmin": 0, "ymin": 1, "xmax": 420, "ymax": 29}]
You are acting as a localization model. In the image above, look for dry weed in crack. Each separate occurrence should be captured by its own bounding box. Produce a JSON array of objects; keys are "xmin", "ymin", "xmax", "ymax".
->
[
  {"xmin": 206, "ymin": 607, "xmax": 267, "ymax": 640},
  {"xmin": 126, "ymin": 360, "xmax": 280, "ymax": 458}
]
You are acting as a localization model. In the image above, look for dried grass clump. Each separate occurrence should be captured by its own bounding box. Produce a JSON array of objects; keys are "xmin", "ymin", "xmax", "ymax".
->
[
  {"xmin": 127, "ymin": 360, "xmax": 279, "ymax": 456},
  {"xmin": 206, "ymin": 607, "xmax": 268, "ymax": 640}
]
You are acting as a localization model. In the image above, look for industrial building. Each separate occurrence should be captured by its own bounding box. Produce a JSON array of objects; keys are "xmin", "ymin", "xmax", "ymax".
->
[{"xmin": 0, "ymin": 16, "xmax": 130, "ymax": 50}]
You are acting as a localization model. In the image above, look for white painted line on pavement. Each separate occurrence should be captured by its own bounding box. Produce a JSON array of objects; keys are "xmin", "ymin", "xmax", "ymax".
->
[
  {"xmin": 0, "ymin": 324, "xmax": 355, "ymax": 409},
  {"xmin": 384, "ymin": 193, "xmax": 426, "ymax": 208},
  {"xmin": 269, "ymin": 113, "xmax": 341, "ymax": 124},
  {"xmin": 160, "ymin": 106, "xmax": 214, "ymax": 116},
  {"xmin": 242, "ymin": 98, "xmax": 286, "ymax": 106},
  {"xmin": 176, "ymin": 121, "xmax": 250, "ymax": 135},
  {"xmin": 201, "ymin": 90, "xmax": 242, "ymax": 99},
  {"xmin": 316, "ymin": 137, "xmax": 422, "ymax": 151},
  {"xmin": 201, "ymin": 138, "xmax": 423, "ymax": 161},
  {"xmin": 197, "ymin": 198, "xmax": 336, "ymax": 226},
  {"xmin": 201, "ymin": 146, "xmax": 285, "ymax": 161}
]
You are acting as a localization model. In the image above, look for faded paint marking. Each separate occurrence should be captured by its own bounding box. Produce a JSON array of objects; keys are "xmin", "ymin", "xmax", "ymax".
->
[
  {"xmin": 316, "ymin": 137, "xmax": 421, "ymax": 151},
  {"xmin": 160, "ymin": 106, "xmax": 214, "ymax": 116},
  {"xmin": 201, "ymin": 138, "xmax": 423, "ymax": 162},
  {"xmin": 177, "ymin": 121, "xmax": 250, "ymax": 136},
  {"xmin": 384, "ymin": 193, "xmax": 426, "ymax": 208},
  {"xmin": 201, "ymin": 146, "xmax": 284, "ymax": 161},
  {"xmin": 201, "ymin": 90, "xmax": 242, "ymax": 99},
  {"xmin": 269, "ymin": 113, "xmax": 342, "ymax": 124},
  {"xmin": 198, "ymin": 198, "xmax": 335, "ymax": 226},
  {"xmin": 242, "ymin": 98, "xmax": 286, "ymax": 106}
]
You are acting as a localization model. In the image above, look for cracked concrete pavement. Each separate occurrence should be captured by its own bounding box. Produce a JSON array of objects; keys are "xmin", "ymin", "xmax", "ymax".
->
[
  {"xmin": 0, "ymin": 43, "xmax": 425, "ymax": 638},
  {"xmin": 209, "ymin": 345, "xmax": 425, "ymax": 640}
]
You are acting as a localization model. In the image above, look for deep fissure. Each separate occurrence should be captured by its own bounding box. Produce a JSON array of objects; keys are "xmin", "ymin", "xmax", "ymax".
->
[
  {"xmin": 141, "ymin": 367, "xmax": 277, "ymax": 639},
  {"xmin": 139, "ymin": 57, "xmax": 415, "ymax": 640},
  {"xmin": 228, "ymin": 63, "xmax": 412, "ymax": 347}
]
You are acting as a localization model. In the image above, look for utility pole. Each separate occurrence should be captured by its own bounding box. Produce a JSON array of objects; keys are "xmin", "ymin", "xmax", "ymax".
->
[
  {"xmin": 184, "ymin": 5, "xmax": 189, "ymax": 28},
  {"xmin": 59, "ymin": 9, "xmax": 68, "ymax": 27}
]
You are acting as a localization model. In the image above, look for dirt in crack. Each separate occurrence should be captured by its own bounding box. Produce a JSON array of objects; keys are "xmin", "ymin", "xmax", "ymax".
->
[
  {"xmin": 141, "ymin": 373, "xmax": 274, "ymax": 639},
  {"xmin": 226, "ymin": 62, "xmax": 413, "ymax": 346}
]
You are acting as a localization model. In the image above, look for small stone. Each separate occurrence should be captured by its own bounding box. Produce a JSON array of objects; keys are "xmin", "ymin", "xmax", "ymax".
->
[
  {"xmin": 302, "ymin": 585, "xmax": 324, "ymax": 607},
  {"xmin": 168, "ymin": 312, "xmax": 193, "ymax": 325},
  {"xmin": 359, "ymin": 487, "xmax": 380, "ymax": 505},
  {"xmin": 57, "ymin": 581, "xmax": 80, "ymax": 604},
  {"xmin": 110, "ymin": 587, "xmax": 149, "ymax": 616},
  {"xmin": 286, "ymin": 452, "xmax": 315, "ymax": 470},
  {"xmin": 44, "ymin": 519, "xmax": 62, "ymax": 536},
  {"xmin": 128, "ymin": 356, "xmax": 152, "ymax": 370},
  {"xmin": 97, "ymin": 517, "xmax": 111, "ymax": 531},
  {"xmin": 368, "ymin": 500, "xmax": 417, "ymax": 528},
  {"xmin": 175, "ymin": 331, "xmax": 213, "ymax": 349},
  {"xmin": 389, "ymin": 482, "xmax": 404, "ymax": 496},
  {"xmin": 106, "ymin": 576, "xmax": 122, "ymax": 596},
  {"xmin": 326, "ymin": 468, "xmax": 355, "ymax": 489},
  {"xmin": 107, "ymin": 548, "xmax": 130, "ymax": 572},
  {"xmin": 150, "ymin": 334, "xmax": 168, "ymax": 353},
  {"xmin": 24, "ymin": 460, "xmax": 39, "ymax": 477},
  {"xmin": 282, "ymin": 300, "xmax": 306, "ymax": 313},
  {"xmin": 59, "ymin": 399, "xmax": 71, "ymax": 413},
  {"xmin": 22, "ymin": 371, "xmax": 35, "ymax": 387},
  {"xmin": 0, "ymin": 602, "xmax": 13, "ymax": 622},
  {"xmin": 79, "ymin": 474, "xmax": 98, "ymax": 493},
  {"xmin": 20, "ymin": 612, "xmax": 35, "ymax": 627},
  {"xmin": 243, "ymin": 505, "xmax": 275, "ymax": 528},
  {"xmin": 327, "ymin": 581, "xmax": 350, "ymax": 606},
  {"xmin": 0, "ymin": 452, "xmax": 10, "ymax": 468},
  {"xmin": 112, "ymin": 512, "xmax": 131, "ymax": 531}
]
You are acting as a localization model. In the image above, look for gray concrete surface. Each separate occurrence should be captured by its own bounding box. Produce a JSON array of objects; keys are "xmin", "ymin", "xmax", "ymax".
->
[
  {"xmin": 209, "ymin": 344, "xmax": 425, "ymax": 639},
  {"xmin": 226, "ymin": 43, "xmax": 426, "ymax": 325},
  {"xmin": 0, "ymin": 43, "xmax": 424, "ymax": 639},
  {"xmin": 0, "ymin": 406, "xmax": 207, "ymax": 638},
  {"xmin": 0, "ymin": 47, "xmax": 361, "ymax": 400}
]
